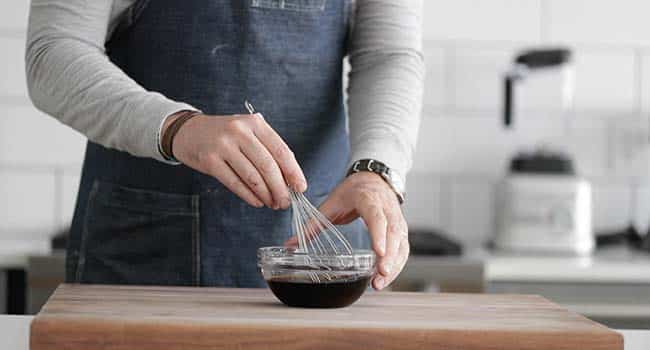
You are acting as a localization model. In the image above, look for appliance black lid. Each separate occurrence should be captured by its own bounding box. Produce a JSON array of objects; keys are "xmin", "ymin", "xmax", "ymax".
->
[
  {"xmin": 510, "ymin": 150, "xmax": 575, "ymax": 175},
  {"xmin": 515, "ymin": 48, "xmax": 572, "ymax": 68}
]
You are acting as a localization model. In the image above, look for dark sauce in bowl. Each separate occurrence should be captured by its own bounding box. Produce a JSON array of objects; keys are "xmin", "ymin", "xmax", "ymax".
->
[{"xmin": 267, "ymin": 275, "xmax": 371, "ymax": 308}]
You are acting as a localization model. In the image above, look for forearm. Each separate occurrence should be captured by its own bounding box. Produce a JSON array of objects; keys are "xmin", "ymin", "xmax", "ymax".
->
[
  {"xmin": 25, "ymin": 0, "xmax": 196, "ymax": 162},
  {"xmin": 347, "ymin": 0, "xmax": 425, "ymax": 181}
]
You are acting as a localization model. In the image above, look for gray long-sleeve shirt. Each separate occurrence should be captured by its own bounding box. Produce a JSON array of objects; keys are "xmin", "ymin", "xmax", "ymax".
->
[{"xmin": 25, "ymin": 0, "xmax": 423, "ymax": 183}]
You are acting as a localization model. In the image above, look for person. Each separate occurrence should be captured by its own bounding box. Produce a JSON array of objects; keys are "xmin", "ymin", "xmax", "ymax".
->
[{"xmin": 25, "ymin": 0, "xmax": 423, "ymax": 290}]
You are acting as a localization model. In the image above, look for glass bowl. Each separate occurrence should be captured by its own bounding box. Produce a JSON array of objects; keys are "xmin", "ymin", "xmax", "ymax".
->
[{"xmin": 257, "ymin": 247, "xmax": 376, "ymax": 308}]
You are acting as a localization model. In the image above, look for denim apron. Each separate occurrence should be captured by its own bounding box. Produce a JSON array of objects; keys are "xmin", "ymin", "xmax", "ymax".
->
[{"xmin": 65, "ymin": 0, "xmax": 368, "ymax": 287}]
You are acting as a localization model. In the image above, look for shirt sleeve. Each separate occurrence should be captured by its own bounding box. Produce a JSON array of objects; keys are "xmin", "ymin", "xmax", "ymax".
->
[
  {"xmin": 347, "ymin": 0, "xmax": 425, "ymax": 184},
  {"xmin": 25, "ymin": 0, "xmax": 198, "ymax": 163}
]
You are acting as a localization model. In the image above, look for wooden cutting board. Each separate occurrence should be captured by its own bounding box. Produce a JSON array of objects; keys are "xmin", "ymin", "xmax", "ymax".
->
[{"xmin": 31, "ymin": 284, "xmax": 622, "ymax": 350}]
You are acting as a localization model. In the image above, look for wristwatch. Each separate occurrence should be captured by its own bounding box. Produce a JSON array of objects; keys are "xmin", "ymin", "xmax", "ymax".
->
[{"xmin": 347, "ymin": 159, "xmax": 405, "ymax": 204}]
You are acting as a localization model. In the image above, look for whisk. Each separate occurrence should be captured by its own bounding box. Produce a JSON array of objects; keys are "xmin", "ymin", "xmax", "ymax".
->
[
  {"xmin": 244, "ymin": 101, "xmax": 354, "ymax": 281},
  {"xmin": 288, "ymin": 189, "xmax": 353, "ymax": 257}
]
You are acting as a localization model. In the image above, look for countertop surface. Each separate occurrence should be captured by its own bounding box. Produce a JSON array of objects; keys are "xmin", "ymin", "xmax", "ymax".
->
[
  {"xmin": 4, "ymin": 315, "xmax": 649, "ymax": 349},
  {"xmin": 484, "ymin": 247, "xmax": 650, "ymax": 283},
  {"xmin": 406, "ymin": 246, "xmax": 650, "ymax": 284}
]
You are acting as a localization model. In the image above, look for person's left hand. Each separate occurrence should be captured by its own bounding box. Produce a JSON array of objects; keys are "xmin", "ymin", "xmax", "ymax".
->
[{"xmin": 285, "ymin": 172, "xmax": 409, "ymax": 290}]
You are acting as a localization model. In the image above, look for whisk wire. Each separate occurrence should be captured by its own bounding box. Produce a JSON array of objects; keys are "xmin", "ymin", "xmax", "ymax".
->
[
  {"xmin": 244, "ymin": 101, "xmax": 354, "ymax": 283},
  {"xmin": 289, "ymin": 189, "xmax": 353, "ymax": 256}
]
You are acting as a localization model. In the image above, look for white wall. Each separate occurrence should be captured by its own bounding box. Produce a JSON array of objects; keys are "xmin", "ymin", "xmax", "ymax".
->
[
  {"xmin": 406, "ymin": 0, "xmax": 650, "ymax": 247},
  {"xmin": 0, "ymin": 1, "xmax": 85, "ymax": 243},
  {"xmin": 0, "ymin": 1, "xmax": 649, "ymax": 247}
]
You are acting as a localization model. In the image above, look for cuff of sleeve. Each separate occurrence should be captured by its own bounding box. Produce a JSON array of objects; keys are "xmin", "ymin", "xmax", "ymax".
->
[{"xmin": 151, "ymin": 103, "xmax": 201, "ymax": 165}]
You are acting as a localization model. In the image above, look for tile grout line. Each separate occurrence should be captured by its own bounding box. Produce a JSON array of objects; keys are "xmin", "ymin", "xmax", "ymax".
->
[
  {"xmin": 439, "ymin": 176, "xmax": 452, "ymax": 233},
  {"xmin": 0, "ymin": 95, "xmax": 33, "ymax": 107},
  {"xmin": 442, "ymin": 45, "xmax": 455, "ymax": 114},
  {"xmin": 0, "ymin": 163, "xmax": 81, "ymax": 173},
  {"xmin": 422, "ymin": 38, "xmax": 650, "ymax": 52},
  {"xmin": 629, "ymin": 182, "xmax": 638, "ymax": 229},
  {"xmin": 637, "ymin": 49, "xmax": 650, "ymax": 144},
  {"xmin": 634, "ymin": 48, "xmax": 644, "ymax": 115},
  {"xmin": 0, "ymin": 29, "xmax": 26, "ymax": 39},
  {"xmin": 539, "ymin": 0, "xmax": 548, "ymax": 43}
]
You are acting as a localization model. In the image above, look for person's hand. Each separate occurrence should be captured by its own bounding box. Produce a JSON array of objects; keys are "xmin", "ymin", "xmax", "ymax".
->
[
  {"xmin": 169, "ymin": 112, "xmax": 307, "ymax": 209},
  {"xmin": 286, "ymin": 172, "xmax": 409, "ymax": 290}
]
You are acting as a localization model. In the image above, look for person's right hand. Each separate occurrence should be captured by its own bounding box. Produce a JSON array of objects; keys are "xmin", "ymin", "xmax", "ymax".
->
[{"xmin": 169, "ymin": 112, "xmax": 307, "ymax": 209}]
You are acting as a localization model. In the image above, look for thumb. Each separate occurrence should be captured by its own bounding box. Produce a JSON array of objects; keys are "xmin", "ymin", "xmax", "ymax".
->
[
  {"xmin": 319, "ymin": 193, "xmax": 358, "ymax": 226},
  {"xmin": 317, "ymin": 195, "xmax": 339, "ymax": 223}
]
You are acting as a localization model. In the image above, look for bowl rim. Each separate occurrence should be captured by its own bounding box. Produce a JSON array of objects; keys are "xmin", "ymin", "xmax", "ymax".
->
[
  {"xmin": 257, "ymin": 246, "xmax": 376, "ymax": 269},
  {"xmin": 257, "ymin": 246, "xmax": 375, "ymax": 258}
]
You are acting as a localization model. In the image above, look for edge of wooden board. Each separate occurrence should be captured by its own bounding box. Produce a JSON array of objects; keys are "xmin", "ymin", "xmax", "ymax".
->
[{"xmin": 30, "ymin": 313, "xmax": 624, "ymax": 350}]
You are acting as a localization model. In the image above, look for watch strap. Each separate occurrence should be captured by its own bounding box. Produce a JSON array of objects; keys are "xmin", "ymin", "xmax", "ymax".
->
[
  {"xmin": 347, "ymin": 159, "xmax": 405, "ymax": 204},
  {"xmin": 161, "ymin": 110, "xmax": 201, "ymax": 161}
]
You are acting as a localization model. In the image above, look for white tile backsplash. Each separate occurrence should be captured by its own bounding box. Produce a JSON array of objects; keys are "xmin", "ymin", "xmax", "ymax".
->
[
  {"xmin": 640, "ymin": 52, "xmax": 650, "ymax": 113},
  {"xmin": 403, "ymin": 172, "xmax": 442, "ymax": 229},
  {"xmin": 0, "ymin": 169, "xmax": 56, "ymax": 239},
  {"xmin": 413, "ymin": 114, "xmax": 592, "ymax": 176},
  {"xmin": 450, "ymin": 47, "xmax": 637, "ymax": 115},
  {"xmin": 0, "ymin": 105, "xmax": 86, "ymax": 165},
  {"xmin": 518, "ymin": 49, "xmax": 637, "ymax": 114},
  {"xmin": 0, "ymin": 36, "xmax": 27, "ymax": 98},
  {"xmin": 447, "ymin": 177, "xmax": 495, "ymax": 247},
  {"xmin": 422, "ymin": 46, "xmax": 445, "ymax": 109},
  {"xmin": 608, "ymin": 116, "xmax": 650, "ymax": 178},
  {"xmin": 449, "ymin": 47, "xmax": 512, "ymax": 112},
  {"xmin": 0, "ymin": 0, "xmax": 29, "ymax": 33},
  {"xmin": 59, "ymin": 171, "xmax": 81, "ymax": 230},
  {"xmin": 572, "ymin": 50, "xmax": 637, "ymax": 113},
  {"xmin": 547, "ymin": 0, "xmax": 650, "ymax": 46},
  {"xmin": 564, "ymin": 117, "xmax": 610, "ymax": 177},
  {"xmin": 591, "ymin": 181, "xmax": 633, "ymax": 232},
  {"xmin": 422, "ymin": 0, "xmax": 542, "ymax": 42},
  {"xmin": 632, "ymin": 184, "xmax": 650, "ymax": 234}
]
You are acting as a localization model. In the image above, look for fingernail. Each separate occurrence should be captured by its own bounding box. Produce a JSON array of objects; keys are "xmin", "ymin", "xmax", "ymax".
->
[
  {"xmin": 375, "ymin": 277, "xmax": 385, "ymax": 290},
  {"xmin": 298, "ymin": 179, "xmax": 307, "ymax": 192}
]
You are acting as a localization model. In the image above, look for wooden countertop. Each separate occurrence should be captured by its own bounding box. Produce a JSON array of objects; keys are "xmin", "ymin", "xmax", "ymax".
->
[{"xmin": 30, "ymin": 284, "xmax": 623, "ymax": 350}]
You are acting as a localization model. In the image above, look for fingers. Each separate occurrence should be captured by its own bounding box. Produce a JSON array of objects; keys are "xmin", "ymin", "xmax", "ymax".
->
[
  {"xmin": 373, "ymin": 239, "xmax": 409, "ymax": 290},
  {"xmin": 253, "ymin": 115, "xmax": 307, "ymax": 193},
  {"xmin": 239, "ymin": 136, "xmax": 291, "ymax": 209},
  {"xmin": 172, "ymin": 113, "xmax": 303, "ymax": 209},
  {"xmin": 318, "ymin": 193, "xmax": 356, "ymax": 225},
  {"xmin": 356, "ymin": 192, "xmax": 387, "ymax": 257},
  {"xmin": 206, "ymin": 157, "xmax": 264, "ymax": 208},
  {"xmin": 223, "ymin": 148, "xmax": 274, "ymax": 208},
  {"xmin": 371, "ymin": 202, "xmax": 408, "ymax": 290},
  {"xmin": 378, "ymin": 208, "xmax": 406, "ymax": 276},
  {"xmin": 352, "ymin": 184, "xmax": 408, "ymax": 291}
]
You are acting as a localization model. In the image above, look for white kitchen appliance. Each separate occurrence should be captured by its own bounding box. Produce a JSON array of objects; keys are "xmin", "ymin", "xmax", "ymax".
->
[
  {"xmin": 494, "ymin": 48, "xmax": 594, "ymax": 255},
  {"xmin": 494, "ymin": 151, "xmax": 594, "ymax": 255}
]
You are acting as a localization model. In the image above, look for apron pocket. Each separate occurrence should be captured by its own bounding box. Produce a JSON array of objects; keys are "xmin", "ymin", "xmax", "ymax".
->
[
  {"xmin": 76, "ymin": 180, "xmax": 199, "ymax": 286},
  {"xmin": 251, "ymin": 0, "xmax": 326, "ymax": 12}
]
